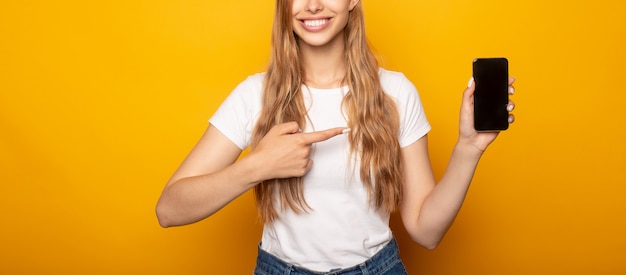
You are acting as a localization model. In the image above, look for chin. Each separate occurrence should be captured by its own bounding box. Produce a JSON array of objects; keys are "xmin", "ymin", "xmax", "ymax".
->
[{"xmin": 297, "ymin": 34, "xmax": 342, "ymax": 48}]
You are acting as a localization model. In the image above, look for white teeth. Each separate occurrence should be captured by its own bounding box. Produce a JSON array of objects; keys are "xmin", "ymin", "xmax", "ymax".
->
[{"xmin": 304, "ymin": 19, "xmax": 328, "ymax": 27}]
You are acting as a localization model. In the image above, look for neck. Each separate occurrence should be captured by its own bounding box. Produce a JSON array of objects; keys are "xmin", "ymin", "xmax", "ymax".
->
[{"xmin": 298, "ymin": 34, "xmax": 347, "ymax": 89}]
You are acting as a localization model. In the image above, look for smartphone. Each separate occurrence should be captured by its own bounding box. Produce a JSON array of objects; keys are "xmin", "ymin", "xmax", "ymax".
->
[{"xmin": 472, "ymin": 58, "xmax": 509, "ymax": 131}]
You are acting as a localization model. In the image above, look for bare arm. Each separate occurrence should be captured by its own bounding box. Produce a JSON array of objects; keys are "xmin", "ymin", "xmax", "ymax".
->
[
  {"xmin": 399, "ymin": 136, "xmax": 483, "ymax": 249},
  {"xmin": 155, "ymin": 122, "xmax": 347, "ymax": 227},
  {"xmin": 155, "ymin": 125, "xmax": 254, "ymax": 227},
  {"xmin": 400, "ymin": 77, "xmax": 516, "ymax": 249}
]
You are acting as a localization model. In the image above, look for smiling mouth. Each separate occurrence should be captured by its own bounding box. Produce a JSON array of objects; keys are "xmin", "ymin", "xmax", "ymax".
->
[{"xmin": 303, "ymin": 19, "xmax": 329, "ymax": 27}]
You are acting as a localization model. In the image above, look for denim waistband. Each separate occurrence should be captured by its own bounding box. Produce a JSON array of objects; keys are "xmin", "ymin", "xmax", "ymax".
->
[{"xmin": 254, "ymin": 237, "xmax": 407, "ymax": 275}]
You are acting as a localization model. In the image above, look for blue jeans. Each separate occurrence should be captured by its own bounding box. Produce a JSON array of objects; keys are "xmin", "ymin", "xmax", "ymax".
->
[{"xmin": 253, "ymin": 237, "xmax": 408, "ymax": 275}]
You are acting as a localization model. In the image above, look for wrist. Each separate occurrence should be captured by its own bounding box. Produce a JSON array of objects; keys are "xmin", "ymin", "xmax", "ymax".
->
[
  {"xmin": 454, "ymin": 139, "xmax": 485, "ymax": 159},
  {"xmin": 237, "ymin": 153, "xmax": 265, "ymax": 187}
]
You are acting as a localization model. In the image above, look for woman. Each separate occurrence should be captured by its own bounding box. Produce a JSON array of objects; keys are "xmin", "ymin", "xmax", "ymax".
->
[{"xmin": 156, "ymin": 0, "xmax": 516, "ymax": 274}]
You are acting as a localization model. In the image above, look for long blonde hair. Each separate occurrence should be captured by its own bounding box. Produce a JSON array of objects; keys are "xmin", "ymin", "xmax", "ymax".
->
[{"xmin": 251, "ymin": 0, "xmax": 402, "ymax": 223}]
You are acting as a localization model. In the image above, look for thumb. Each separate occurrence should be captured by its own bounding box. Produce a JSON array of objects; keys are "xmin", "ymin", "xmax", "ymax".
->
[
  {"xmin": 462, "ymin": 77, "xmax": 476, "ymax": 109},
  {"xmin": 272, "ymin": 121, "xmax": 301, "ymax": 135},
  {"xmin": 465, "ymin": 77, "xmax": 475, "ymax": 98}
]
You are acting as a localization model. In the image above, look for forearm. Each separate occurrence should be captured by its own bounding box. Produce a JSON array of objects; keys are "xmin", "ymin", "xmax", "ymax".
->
[
  {"xmin": 413, "ymin": 142, "xmax": 483, "ymax": 248},
  {"xmin": 156, "ymin": 156, "xmax": 261, "ymax": 227}
]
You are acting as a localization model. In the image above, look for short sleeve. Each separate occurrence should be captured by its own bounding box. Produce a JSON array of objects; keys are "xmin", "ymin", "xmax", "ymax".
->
[
  {"xmin": 380, "ymin": 71, "xmax": 431, "ymax": 148},
  {"xmin": 208, "ymin": 74, "xmax": 264, "ymax": 150},
  {"xmin": 398, "ymin": 74, "xmax": 431, "ymax": 147}
]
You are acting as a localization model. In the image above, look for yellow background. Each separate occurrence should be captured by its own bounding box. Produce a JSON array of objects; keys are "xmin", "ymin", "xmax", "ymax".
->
[{"xmin": 1, "ymin": 0, "xmax": 624, "ymax": 274}]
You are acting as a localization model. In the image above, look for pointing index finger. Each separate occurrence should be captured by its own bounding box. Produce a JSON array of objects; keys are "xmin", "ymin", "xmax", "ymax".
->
[{"xmin": 299, "ymin": 127, "xmax": 349, "ymax": 144}]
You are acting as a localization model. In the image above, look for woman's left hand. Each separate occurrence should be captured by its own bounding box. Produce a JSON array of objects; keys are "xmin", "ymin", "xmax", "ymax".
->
[{"xmin": 458, "ymin": 77, "xmax": 516, "ymax": 152}]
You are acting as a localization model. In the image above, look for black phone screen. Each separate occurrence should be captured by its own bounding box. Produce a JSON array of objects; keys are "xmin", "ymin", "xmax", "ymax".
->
[{"xmin": 473, "ymin": 58, "xmax": 509, "ymax": 131}]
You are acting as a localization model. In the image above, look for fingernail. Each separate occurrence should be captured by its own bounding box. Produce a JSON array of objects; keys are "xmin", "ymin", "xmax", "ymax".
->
[
  {"xmin": 342, "ymin": 128, "xmax": 351, "ymax": 134},
  {"xmin": 508, "ymin": 116, "xmax": 514, "ymax": 123},
  {"xmin": 467, "ymin": 77, "xmax": 474, "ymax": 88},
  {"xmin": 507, "ymin": 104, "xmax": 514, "ymax": 112},
  {"xmin": 510, "ymin": 87, "xmax": 515, "ymax": 95}
]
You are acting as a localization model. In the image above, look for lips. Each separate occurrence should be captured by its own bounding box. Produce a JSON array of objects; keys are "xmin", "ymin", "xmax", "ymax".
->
[{"xmin": 298, "ymin": 17, "xmax": 332, "ymax": 31}]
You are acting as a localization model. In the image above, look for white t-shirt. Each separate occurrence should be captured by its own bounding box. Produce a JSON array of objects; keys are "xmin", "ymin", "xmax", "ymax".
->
[{"xmin": 209, "ymin": 69, "xmax": 431, "ymax": 271}]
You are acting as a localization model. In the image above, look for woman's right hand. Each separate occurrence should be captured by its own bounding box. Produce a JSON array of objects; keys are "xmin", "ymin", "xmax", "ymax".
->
[{"xmin": 249, "ymin": 122, "xmax": 347, "ymax": 181}]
